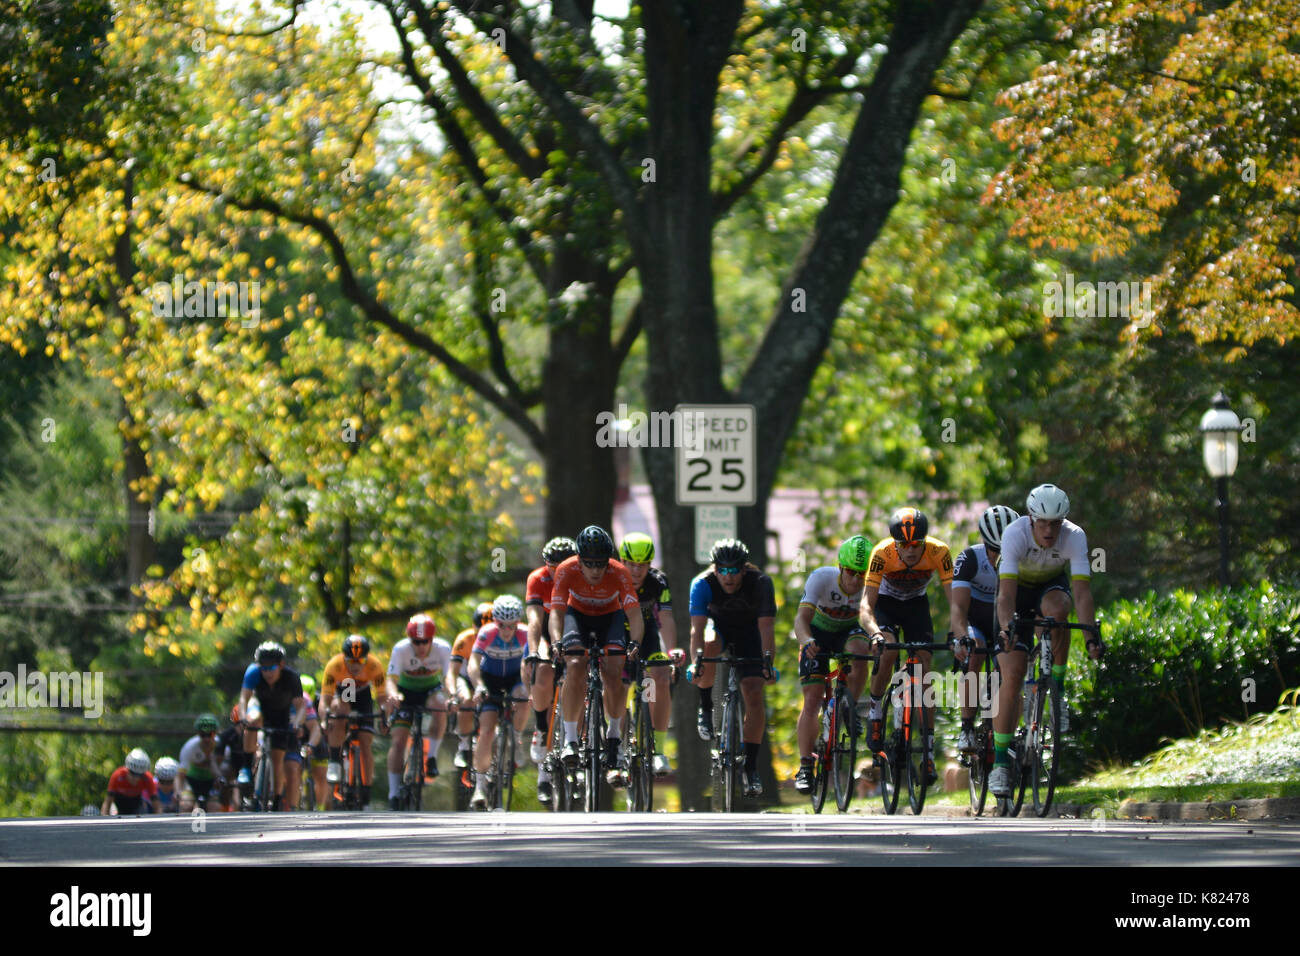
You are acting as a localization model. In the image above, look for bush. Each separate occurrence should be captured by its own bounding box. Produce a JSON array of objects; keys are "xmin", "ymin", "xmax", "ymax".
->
[{"xmin": 1068, "ymin": 580, "xmax": 1300, "ymax": 777}]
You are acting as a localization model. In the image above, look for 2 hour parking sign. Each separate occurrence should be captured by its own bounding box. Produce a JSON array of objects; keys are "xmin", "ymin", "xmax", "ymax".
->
[{"xmin": 675, "ymin": 404, "xmax": 756, "ymax": 505}]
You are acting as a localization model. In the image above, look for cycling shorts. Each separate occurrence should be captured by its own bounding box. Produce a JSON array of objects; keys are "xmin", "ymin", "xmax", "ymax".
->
[
  {"xmin": 706, "ymin": 623, "xmax": 767, "ymax": 679},
  {"xmin": 798, "ymin": 624, "xmax": 871, "ymax": 685},
  {"xmin": 478, "ymin": 671, "xmax": 525, "ymax": 714},
  {"xmin": 1008, "ymin": 573, "xmax": 1071, "ymax": 651},
  {"xmin": 872, "ymin": 594, "xmax": 933, "ymax": 645},
  {"xmin": 392, "ymin": 686, "xmax": 447, "ymax": 730},
  {"xmin": 561, "ymin": 609, "xmax": 629, "ymax": 655}
]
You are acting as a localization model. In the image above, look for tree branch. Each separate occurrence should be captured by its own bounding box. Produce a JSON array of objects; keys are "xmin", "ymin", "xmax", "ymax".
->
[
  {"xmin": 613, "ymin": 297, "xmax": 642, "ymax": 370},
  {"xmin": 177, "ymin": 176, "xmax": 546, "ymax": 451},
  {"xmin": 406, "ymin": 0, "xmax": 547, "ymax": 180}
]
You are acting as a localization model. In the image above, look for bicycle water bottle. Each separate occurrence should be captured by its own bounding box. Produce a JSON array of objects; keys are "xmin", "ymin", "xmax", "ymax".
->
[
  {"xmin": 1023, "ymin": 676, "xmax": 1036, "ymax": 723},
  {"xmin": 820, "ymin": 707, "xmax": 830, "ymax": 746}
]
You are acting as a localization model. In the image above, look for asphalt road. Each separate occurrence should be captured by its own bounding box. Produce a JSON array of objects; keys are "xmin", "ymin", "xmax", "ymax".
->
[{"xmin": 2, "ymin": 811, "xmax": 1296, "ymax": 865}]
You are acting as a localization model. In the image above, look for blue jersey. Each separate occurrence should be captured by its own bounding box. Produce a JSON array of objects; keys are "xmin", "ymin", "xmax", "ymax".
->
[
  {"xmin": 688, "ymin": 569, "xmax": 777, "ymax": 634},
  {"xmin": 471, "ymin": 623, "xmax": 528, "ymax": 679}
]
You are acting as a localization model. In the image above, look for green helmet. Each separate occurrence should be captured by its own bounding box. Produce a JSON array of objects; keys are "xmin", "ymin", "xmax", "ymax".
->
[
  {"xmin": 300, "ymin": 674, "xmax": 317, "ymax": 697},
  {"xmin": 619, "ymin": 532, "xmax": 655, "ymax": 564},
  {"xmin": 194, "ymin": 713, "xmax": 219, "ymax": 733},
  {"xmin": 837, "ymin": 535, "xmax": 871, "ymax": 573}
]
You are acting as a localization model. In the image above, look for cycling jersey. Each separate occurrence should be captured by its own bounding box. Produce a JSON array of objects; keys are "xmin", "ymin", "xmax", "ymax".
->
[
  {"xmin": 451, "ymin": 628, "xmax": 477, "ymax": 664},
  {"xmin": 178, "ymin": 735, "xmax": 224, "ymax": 783},
  {"xmin": 865, "ymin": 536, "xmax": 953, "ymax": 601},
  {"xmin": 688, "ymin": 569, "xmax": 777, "ymax": 632},
  {"xmin": 953, "ymin": 544, "xmax": 998, "ymax": 604},
  {"xmin": 548, "ymin": 556, "xmax": 640, "ymax": 617},
  {"xmin": 387, "ymin": 637, "xmax": 452, "ymax": 692},
  {"xmin": 472, "ymin": 622, "xmax": 529, "ymax": 678},
  {"xmin": 241, "ymin": 664, "xmax": 304, "ymax": 712},
  {"xmin": 321, "ymin": 653, "xmax": 385, "ymax": 697},
  {"xmin": 998, "ymin": 516, "xmax": 1090, "ymax": 585},
  {"xmin": 107, "ymin": 767, "xmax": 158, "ymax": 801},
  {"xmin": 633, "ymin": 567, "xmax": 672, "ymax": 630},
  {"xmin": 798, "ymin": 565, "xmax": 864, "ymax": 632},
  {"xmin": 526, "ymin": 565, "xmax": 556, "ymax": 609}
]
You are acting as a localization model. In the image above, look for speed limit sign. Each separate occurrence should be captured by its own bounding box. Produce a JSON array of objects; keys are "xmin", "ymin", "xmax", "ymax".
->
[{"xmin": 674, "ymin": 404, "xmax": 755, "ymax": 505}]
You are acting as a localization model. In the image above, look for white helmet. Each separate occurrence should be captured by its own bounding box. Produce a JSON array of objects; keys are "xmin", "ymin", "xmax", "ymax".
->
[
  {"xmin": 154, "ymin": 757, "xmax": 179, "ymax": 782},
  {"xmin": 126, "ymin": 748, "xmax": 151, "ymax": 774},
  {"xmin": 978, "ymin": 505, "xmax": 1020, "ymax": 549},
  {"xmin": 492, "ymin": 595, "xmax": 523, "ymax": 624},
  {"xmin": 1026, "ymin": 484, "xmax": 1070, "ymax": 520}
]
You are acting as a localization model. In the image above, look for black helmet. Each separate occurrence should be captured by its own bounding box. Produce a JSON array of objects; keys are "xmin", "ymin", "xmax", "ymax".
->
[
  {"xmin": 575, "ymin": 526, "xmax": 616, "ymax": 562},
  {"xmin": 541, "ymin": 536, "xmax": 578, "ymax": 564},
  {"xmin": 341, "ymin": 634, "xmax": 370, "ymax": 661},
  {"xmin": 255, "ymin": 641, "xmax": 285, "ymax": 665},
  {"xmin": 710, "ymin": 538, "xmax": 749, "ymax": 567},
  {"xmin": 888, "ymin": 507, "xmax": 928, "ymax": 545}
]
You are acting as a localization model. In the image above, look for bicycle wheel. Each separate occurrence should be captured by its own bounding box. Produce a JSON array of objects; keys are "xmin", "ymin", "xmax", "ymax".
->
[
  {"xmin": 905, "ymin": 698, "xmax": 929, "ymax": 816},
  {"xmin": 880, "ymin": 729, "xmax": 903, "ymax": 815},
  {"xmin": 832, "ymin": 687, "xmax": 857, "ymax": 813},
  {"xmin": 501, "ymin": 723, "xmax": 516, "ymax": 811},
  {"xmin": 722, "ymin": 696, "xmax": 742, "ymax": 813},
  {"xmin": 968, "ymin": 720, "xmax": 991, "ymax": 816},
  {"xmin": 636, "ymin": 698, "xmax": 654, "ymax": 811},
  {"xmin": 622, "ymin": 701, "xmax": 640, "ymax": 812},
  {"xmin": 253, "ymin": 752, "xmax": 272, "ymax": 812},
  {"xmin": 1011, "ymin": 726, "xmax": 1029, "ymax": 817},
  {"xmin": 409, "ymin": 732, "xmax": 426, "ymax": 811},
  {"xmin": 811, "ymin": 697, "xmax": 830, "ymax": 814},
  {"xmin": 1032, "ymin": 679, "xmax": 1061, "ymax": 817},
  {"xmin": 583, "ymin": 692, "xmax": 603, "ymax": 813}
]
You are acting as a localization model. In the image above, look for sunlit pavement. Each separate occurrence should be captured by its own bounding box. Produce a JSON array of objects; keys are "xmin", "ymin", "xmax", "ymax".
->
[{"xmin": 2, "ymin": 812, "xmax": 1297, "ymax": 865}]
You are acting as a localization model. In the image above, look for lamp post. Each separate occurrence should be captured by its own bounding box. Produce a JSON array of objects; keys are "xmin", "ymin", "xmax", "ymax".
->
[{"xmin": 1199, "ymin": 391, "xmax": 1240, "ymax": 588}]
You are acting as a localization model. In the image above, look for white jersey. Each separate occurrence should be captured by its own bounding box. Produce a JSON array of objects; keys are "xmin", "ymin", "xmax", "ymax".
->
[
  {"xmin": 798, "ymin": 566, "xmax": 864, "ymax": 632},
  {"xmin": 387, "ymin": 637, "xmax": 452, "ymax": 692},
  {"xmin": 178, "ymin": 735, "xmax": 223, "ymax": 779},
  {"xmin": 998, "ymin": 516, "xmax": 1090, "ymax": 585},
  {"xmin": 952, "ymin": 544, "xmax": 998, "ymax": 603}
]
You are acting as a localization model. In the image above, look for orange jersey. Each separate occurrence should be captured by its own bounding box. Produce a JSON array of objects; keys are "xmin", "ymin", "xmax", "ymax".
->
[
  {"xmin": 865, "ymin": 536, "xmax": 953, "ymax": 601},
  {"xmin": 547, "ymin": 556, "xmax": 640, "ymax": 616},
  {"xmin": 526, "ymin": 565, "xmax": 555, "ymax": 609},
  {"xmin": 451, "ymin": 628, "xmax": 477, "ymax": 663},
  {"xmin": 321, "ymin": 653, "xmax": 386, "ymax": 697}
]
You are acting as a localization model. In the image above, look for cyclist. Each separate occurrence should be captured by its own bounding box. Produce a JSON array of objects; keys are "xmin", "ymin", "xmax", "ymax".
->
[
  {"xmin": 451, "ymin": 602, "xmax": 492, "ymax": 771},
  {"xmin": 859, "ymin": 507, "xmax": 954, "ymax": 786},
  {"xmin": 322, "ymin": 634, "xmax": 390, "ymax": 809},
  {"xmin": 951, "ymin": 505, "xmax": 1019, "ymax": 752},
  {"xmin": 236, "ymin": 641, "xmax": 307, "ymax": 810},
  {"xmin": 526, "ymin": 536, "xmax": 577, "ymax": 804},
  {"xmin": 102, "ymin": 748, "xmax": 157, "ymax": 816},
  {"xmin": 988, "ymin": 484, "xmax": 1102, "ymax": 798},
  {"xmin": 548, "ymin": 525, "xmax": 644, "ymax": 789},
  {"xmin": 297, "ymin": 674, "xmax": 329, "ymax": 810},
  {"xmin": 153, "ymin": 757, "xmax": 181, "ymax": 813},
  {"xmin": 793, "ymin": 535, "xmax": 874, "ymax": 794},
  {"xmin": 281, "ymin": 674, "xmax": 324, "ymax": 812},
  {"xmin": 177, "ymin": 713, "xmax": 226, "ymax": 811},
  {"xmin": 619, "ymin": 532, "xmax": 683, "ymax": 778},
  {"xmin": 689, "ymin": 538, "xmax": 778, "ymax": 798},
  {"xmin": 468, "ymin": 595, "xmax": 530, "ymax": 809},
  {"xmin": 386, "ymin": 613, "xmax": 452, "ymax": 811}
]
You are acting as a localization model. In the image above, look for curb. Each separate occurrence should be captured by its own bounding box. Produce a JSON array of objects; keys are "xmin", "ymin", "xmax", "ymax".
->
[{"xmin": 834, "ymin": 797, "xmax": 1300, "ymax": 820}]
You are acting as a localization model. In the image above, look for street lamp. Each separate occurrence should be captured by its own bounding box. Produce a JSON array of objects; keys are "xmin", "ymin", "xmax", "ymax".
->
[{"xmin": 1199, "ymin": 391, "xmax": 1240, "ymax": 588}]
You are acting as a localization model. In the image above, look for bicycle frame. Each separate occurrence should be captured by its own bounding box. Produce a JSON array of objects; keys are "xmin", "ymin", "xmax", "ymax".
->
[
  {"xmin": 330, "ymin": 713, "xmax": 378, "ymax": 810},
  {"xmin": 696, "ymin": 652, "xmax": 765, "ymax": 813},
  {"xmin": 624, "ymin": 656, "xmax": 675, "ymax": 812},
  {"xmin": 875, "ymin": 640, "xmax": 951, "ymax": 816},
  {"xmin": 396, "ymin": 703, "xmax": 443, "ymax": 811},
  {"xmin": 480, "ymin": 693, "xmax": 529, "ymax": 811},
  {"xmin": 810, "ymin": 652, "xmax": 873, "ymax": 814}
]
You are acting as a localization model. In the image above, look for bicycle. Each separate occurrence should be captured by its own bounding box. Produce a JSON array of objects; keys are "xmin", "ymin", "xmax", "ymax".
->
[
  {"xmin": 622, "ymin": 654, "xmax": 677, "ymax": 812},
  {"xmin": 396, "ymin": 703, "xmax": 444, "ymax": 811},
  {"xmin": 452, "ymin": 703, "xmax": 478, "ymax": 812},
  {"xmin": 809, "ymin": 651, "xmax": 875, "ymax": 814},
  {"xmin": 575, "ymin": 644, "xmax": 610, "ymax": 813},
  {"xmin": 997, "ymin": 615, "xmax": 1102, "ymax": 818},
  {"xmin": 327, "ymin": 712, "xmax": 381, "ymax": 810},
  {"xmin": 477, "ymin": 692, "xmax": 530, "ymax": 811},
  {"xmin": 872, "ymin": 638, "xmax": 953, "ymax": 816},
  {"xmin": 535, "ymin": 649, "xmax": 573, "ymax": 813},
  {"xmin": 954, "ymin": 635, "xmax": 1001, "ymax": 816},
  {"xmin": 695, "ymin": 652, "xmax": 767, "ymax": 813},
  {"xmin": 244, "ymin": 723, "xmax": 295, "ymax": 812}
]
